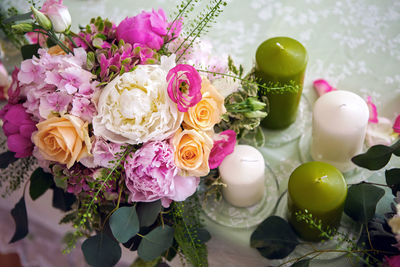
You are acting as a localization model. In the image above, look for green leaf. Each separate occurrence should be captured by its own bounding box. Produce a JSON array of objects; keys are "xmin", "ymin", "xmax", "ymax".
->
[
  {"xmin": 0, "ymin": 151, "xmax": 18, "ymax": 169},
  {"xmin": 110, "ymin": 206, "xmax": 139, "ymax": 243},
  {"xmin": 81, "ymin": 233, "xmax": 121, "ymax": 267},
  {"xmin": 52, "ymin": 187, "xmax": 76, "ymax": 211},
  {"xmin": 130, "ymin": 257, "xmax": 161, "ymax": 267},
  {"xmin": 29, "ymin": 167, "xmax": 54, "ymax": 200},
  {"xmin": 86, "ymin": 51, "xmax": 96, "ymax": 70},
  {"xmin": 138, "ymin": 226, "xmax": 174, "ymax": 261},
  {"xmin": 9, "ymin": 196, "xmax": 29, "ymax": 243},
  {"xmin": 21, "ymin": 44, "xmax": 40, "ymax": 60},
  {"xmin": 54, "ymin": 176, "xmax": 67, "ymax": 189},
  {"xmin": 3, "ymin": 11, "xmax": 33, "ymax": 24},
  {"xmin": 196, "ymin": 228, "xmax": 211, "ymax": 244},
  {"xmin": 344, "ymin": 183, "xmax": 385, "ymax": 223},
  {"xmin": 351, "ymin": 145, "xmax": 393, "ymax": 170},
  {"xmin": 291, "ymin": 259, "xmax": 310, "ymax": 267},
  {"xmin": 386, "ymin": 168, "xmax": 400, "ymax": 196},
  {"xmin": 136, "ymin": 200, "xmax": 161, "ymax": 227},
  {"xmin": 393, "ymin": 139, "xmax": 400, "ymax": 156},
  {"xmin": 250, "ymin": 216, "xmax": 299, "ymax": 259}
]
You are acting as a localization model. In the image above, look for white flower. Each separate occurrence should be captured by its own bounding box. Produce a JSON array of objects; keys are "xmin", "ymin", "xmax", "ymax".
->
[
  {"xmin": 366, "ymin": 117, "xmax": 397, "ymax": 147},
  {"xmin": 92, "ymin": 65, "xmax": 183, "ymax": 144},
  {"xmin": 212, "ymin": 75, "xmax": 240, "ymax": 98}
]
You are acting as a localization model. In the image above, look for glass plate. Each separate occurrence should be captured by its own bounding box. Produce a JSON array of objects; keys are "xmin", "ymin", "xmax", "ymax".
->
[
  {"xmin": 201, "ymin": 164, "xmax": 279, "ymax": 228},
  {"xmin": 262, "ymin": 95, "xmax": 312, "ymax": 148},
  {"xmin": 273, "ymin": 191, "xmax": 362, "ymax": 262},
  {"xmin": 298, "ymin": 128, "xmax": 372, "ymax": 184}
]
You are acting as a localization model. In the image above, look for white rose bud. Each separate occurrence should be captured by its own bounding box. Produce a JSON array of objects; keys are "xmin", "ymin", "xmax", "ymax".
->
[{"xmin": 41, "ymin": 0, "xmax": 72, "ymax": 33}]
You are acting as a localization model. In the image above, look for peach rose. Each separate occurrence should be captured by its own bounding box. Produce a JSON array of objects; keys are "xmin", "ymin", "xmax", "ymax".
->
[
  {"xmin": 48, "ymin": 45, "xmax": 67, "ymax": 56},
  {"xmin": 32, "ymin": 115, "xmax": 91, "ymax": 168},
  {"xmin": 172, "ymin": 128, "xmax": 213, "ymax": 177},
  {"xmin": 183, "ymin": 77, "xmax": 226, "ymax": 131}
]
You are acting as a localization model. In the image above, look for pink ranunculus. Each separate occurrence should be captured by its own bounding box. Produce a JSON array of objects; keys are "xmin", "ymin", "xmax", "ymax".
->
[
  {"xmin": 313, "ymin": 79, "xmax": 336, "ymax": 97},
  {"xmin": 125, "ymin": 140, "xmax": 199, "ymax": 207},
  {"xmin": 0, "ymin": 104, "xmax": 36, "ymax": 158},
  {"xmin": 366, "ymin": 96, "xmax": 379, "ymax": 123},
  {"xmin": 209, "ymin": 130, "xmax": 237, "ymax": 169},
  {"xmin": 166, "ymin": 64, "xmax": 202, "ymax": 112},
  {"xmin": 384, "ymin": 255, "xmax": 400, "ymax": 267},
  {"xmin": 116, "ymin": 9, "xmax": 181, "ymax": 50},
  {"xmin": 41, "ymin": 0, "xmax": 71, "ymax": 33},
  {"xmin": 394, "ymin": 115, "xmax": 400, "ymax": 134}
]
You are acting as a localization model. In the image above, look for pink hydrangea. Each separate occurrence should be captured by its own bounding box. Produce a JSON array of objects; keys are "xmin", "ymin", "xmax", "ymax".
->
[
  {"xmin": 116, "ymin": 9, "xmax": 182, "ymax": 50},
  {"xmin": 0, "ymin": 104, "xmax": 36, "ymax": 158},
  {"xmin": 80, "ymin": 137, "xmax": 123, "ymax": 169},
  {"xmin": 166, "ymin": 64, "xmax": 202, "ymax": 112},
  {"xmin": 124, "ymin": 140, "xmax": 199, "ymax": 207},
  {"xmin": 209, "ymin": 130, "xmax": 236, "ymax": 169},
  {"xmin": 17, "ymin": 48, "xmax": 98, "ymax": 121}
]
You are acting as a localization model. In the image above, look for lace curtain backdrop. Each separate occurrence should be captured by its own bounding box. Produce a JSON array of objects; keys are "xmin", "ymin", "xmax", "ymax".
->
[{"xmin": 0, "ymin": 0, "xmax": 399, "ymax": 266}]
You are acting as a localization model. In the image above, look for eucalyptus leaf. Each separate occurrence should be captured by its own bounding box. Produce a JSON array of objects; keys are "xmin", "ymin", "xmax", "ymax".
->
[
  {"xmin": 250, "ymin": 216, "xmax": 299, "ymax": 259},
  {"xmin": 344, "ymin": 184, "xmax": 385, "ymax": 223},
  {"xmin": 0, "ymin": 151, "xmax": 18, "ymax": 169},
  {"xmin": 393, "ymin": 139, "xmax": 400, "ymax": 156},
  {"xmin": 81, "ymin": 233, "xmax": 121, "ymax": 267},
  {"xmin": 52, "ymin": 187, "xmax": 76, "ymax": 211},
  {"xmin": 130, "ymin": 257, "xmax": 161, "ymax": 267},
  {"xmin": 291, "ymin": 259, "xmax": 310, "ymax": 267},
  {"xmin": 138, "ymin": 226, "xmax": 174, "ymax": 261},
  {"xmin": 21, "ymin": 44, "xmax": 40, "ymax": 60},
  {"xmin": 29, "ymin": 167, "xmax": 54, "ymax": 200},
  {"xmin": 136, "ymin": 200, "xmax": 161, "ymax": 227},
  {"xmin": 386, "ymin": 168, "xmax": 400, "ymax": 196},
  {"xmin": 351, "ymin": 145, "xmax": 393, "ymax": 170},
  {"xmin": 110, "ymin": 206, "xmax": 139, "ymax": 243},
  {"xmin": 9, "ymin": 196, "xmax": 28, "ymax": 243}
]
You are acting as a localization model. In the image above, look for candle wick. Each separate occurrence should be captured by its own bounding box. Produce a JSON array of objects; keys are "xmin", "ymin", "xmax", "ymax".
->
[{"xmin": 315, "ymin": 175, "xmax": 328, "ymax": 183}]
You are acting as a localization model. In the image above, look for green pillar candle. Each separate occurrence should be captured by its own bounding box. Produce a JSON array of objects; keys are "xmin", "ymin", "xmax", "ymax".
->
[
  {"xmin": 255, "ymin": 37, "xmax": 308, "ymax": 129},
  {"xmin": 287, "ymin": 162, "xmax": 347, "ymax": 242}
]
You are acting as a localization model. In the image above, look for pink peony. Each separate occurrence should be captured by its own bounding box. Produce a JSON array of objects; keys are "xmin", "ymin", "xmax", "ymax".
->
[
  {"xmin": 384, "ymin": 255, "xmax": 400, "ymax": 267},
  {"xmin": 209, "ymin": 130, "xmax": 236, "ymax": 169},
  {"xmin": 125, "ymin": 140, "xmax": 199, "ymax": 207},
  {"xmin": 116, "ymin": 9, "xmax": 182, "ymax": 50},
  {"xmin": 0, "ymin": 104, "xmax": 36, "ymax": 158},
  {"xmin": 166, "ymin": 64, "xmax": 202, "ymax": 112},
  {"xmin": 313, "ymin": 79, "xmax": 336, "ymax": 97}
]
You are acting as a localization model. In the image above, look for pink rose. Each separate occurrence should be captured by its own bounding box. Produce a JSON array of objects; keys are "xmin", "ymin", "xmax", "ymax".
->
[
  {"xmin": 41, "ymin": 0, "xmax": 71, "ymax": 33},
  {"xmin": 0, "ymin": 104, "xmax": 36, "ymax": 158},
  {"xmin": 125, "ymin": 141, "xmax": 199, "ymax": 208},
  {"xmin": 384, "ymin": 255, "xmax": 400, "ymax": 267},
  {"xmin": 394, "ymin": 115, "xmax": 400, "ymax": 134},
  {"xmin": 209, "ymin": 130, "xmax": 236, "ymax": 169},
  {"xmin": 166, "ymin": 64, "xmax": 202, "ymax": 112},
  {"xmin": 313, "ymin": 79, "xmax": 336, "ymax": 97},
  {"xmin": 116, "ymin": 9, "xmax": 182, "ymax": 50}
]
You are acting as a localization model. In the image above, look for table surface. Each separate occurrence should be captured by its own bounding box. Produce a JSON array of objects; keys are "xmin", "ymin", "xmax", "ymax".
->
[{"xmin": 0, "ymin": 0, "xmax": 399, "ymax": 266}]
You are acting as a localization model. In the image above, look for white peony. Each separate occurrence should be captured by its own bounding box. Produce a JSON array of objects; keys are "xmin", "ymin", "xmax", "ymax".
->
[
  {"xmin": 212, "ymin": 75, "xmax": 241, "ymax": 98},
  {"xmin": 92, "ymin": 64, "xmax": 183, "ymax": 144}
]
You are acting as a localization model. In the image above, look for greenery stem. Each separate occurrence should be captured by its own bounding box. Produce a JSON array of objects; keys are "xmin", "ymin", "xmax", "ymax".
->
[
  {"xmin": 362, "ymin": 181, "xmax": 391, "ymax": 188},
  {"xmin": 165, "ymin": 0, "xmax": 194, "ymax": 38},
  {"xmin": 101, "ymin": 187, "xmax": 123, "ymax": 230}
]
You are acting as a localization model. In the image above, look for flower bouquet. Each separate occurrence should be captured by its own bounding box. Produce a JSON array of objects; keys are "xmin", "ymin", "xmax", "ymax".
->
[{"xmin": 0, "ymin": 0, "xmax": 268, "ymax": 266}]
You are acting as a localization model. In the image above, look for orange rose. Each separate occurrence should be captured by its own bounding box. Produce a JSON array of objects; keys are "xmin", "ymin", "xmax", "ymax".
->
[
  {"xmin": 183, "ymin": 77, "xmax": 226, "ymax": 131},
  {"xmin": 48, "ymin": 45, "xmax": 67, "ymax": 56},
  {"xmin": 172, "ymin": 128, "xmax": 213, "ymax": 177},
  {"xmin": 32, "ymin": 115, "xmax": 91, "ymax": 168}
]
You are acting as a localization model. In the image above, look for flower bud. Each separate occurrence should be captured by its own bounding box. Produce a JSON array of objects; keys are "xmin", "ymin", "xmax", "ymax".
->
[
  {"xmin": 244, "ymin": 110, "xmax": 268, "ymax": 119},
  {"xmin": 11, "ymin": 23, "xmax": 34, "ymax": 33},
  {"xmin": 41, "ymin": 0, "xmax": 72, "ymax": 33},
  {"xmin": 31, "ymin": 7, "xmax": 52, "ymax": 31},
  {"xmin": 246, "ymin": 97, "xmax": 266, "ymax": 111}
]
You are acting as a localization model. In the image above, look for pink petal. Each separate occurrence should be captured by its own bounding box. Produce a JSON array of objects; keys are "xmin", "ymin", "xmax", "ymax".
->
[
  {"xmin": 7, "ymin": 134, "xmax": 33, "ymax": 158},
  {"xmin": 367, "ymin": 96, "xmax": 379, "ymax": 123},
  {"xmin": 394, "ymin": 115, "xmax": 400, "ymax": 134},
  {"xmin": 313, "ymin": 79, "xmax": 336, "ymax": 97}
]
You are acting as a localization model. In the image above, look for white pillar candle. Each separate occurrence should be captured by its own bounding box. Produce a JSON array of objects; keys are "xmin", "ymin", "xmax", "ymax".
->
[
  {"xmin": 219, "ymin": 145, "xmax": 265, "ymax": 207},
  {"xmin": 311, "ymin": 90, "xmax": 369, "ymax": 172}
]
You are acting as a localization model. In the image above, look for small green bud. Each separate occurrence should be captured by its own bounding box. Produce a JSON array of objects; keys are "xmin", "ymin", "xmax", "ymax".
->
[
  {"xmin": 246, "ymin": 97, "xmax": 266, "ymax": 111},
  {"xmin": 11, "ymin": 23, "xmax": 34, "ymax": 33},
  {"xmin": 244, "ymin": 110, "xmax": 268, "ymax": 119},
  {"xmin": 31, "ymin": 6, "xmax": 52, "ymax": 30}
]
